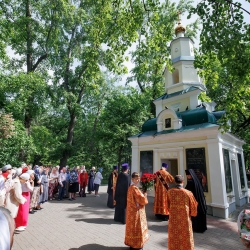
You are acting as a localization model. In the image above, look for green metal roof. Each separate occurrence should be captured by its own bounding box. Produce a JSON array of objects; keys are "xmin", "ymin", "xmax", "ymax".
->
[
  {"xmin": 142, "ymin": 118, "xmax": 157, "ymax": 132},
  {"xmin": 136, "ymin": 107, "xmax": 225, "ymax": 138},
  {"xmin": 130, "ymin": 122, "xmax": 219, "ymax": 138},
  {"xmin": 212, "ymin": 111, "xmax": 226, "ymax": 120},
  {"xmin": 180, "ymin": 107, "xmax": 217, "ymax": 126}
]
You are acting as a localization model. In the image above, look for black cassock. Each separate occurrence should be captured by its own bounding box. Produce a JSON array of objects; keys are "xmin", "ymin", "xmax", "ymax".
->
[
  {"xmin": 185, "ymin": 169, "xmax": 207, "ymax": 233},
  {"xmin": 107, "ymin": 172, "xmax": 117, "ymax": 208},
  {"xmin": 114, "ymin": 172, "xmax": 131, "ymax": 224}
]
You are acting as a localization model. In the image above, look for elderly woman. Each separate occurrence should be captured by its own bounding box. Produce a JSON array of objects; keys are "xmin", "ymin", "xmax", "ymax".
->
[
  {"xmin": 94, "ymin": 168, "xmax": 103, "ymax": 197},
  {"xmin": 79, "ymin": 168, "xmax": 88, "ymax": 197},
  {"xmin": 27, "ymin": 169, "xmax": 40, "ymax": 214},
  {"xmin": 68, "ymin": 167, "xmax": 79, "ymax": 200},
  {"xmin": 5, "ymin": 168, "xmax": 26, "ymax": 218},
  {"xmin": 15, "ymin": 173, "xmax": 33, "ymax": 232},
  {"xmin": 48, "ymin": 167, "xmax": 59, "ymax": 200},
  {"xmin": 39, "ymin": 167, "xmax": 49, "ymax": 205},
  {"xmin": 88, "ymin": 167, "xmax": 96, "ymax": 194}
]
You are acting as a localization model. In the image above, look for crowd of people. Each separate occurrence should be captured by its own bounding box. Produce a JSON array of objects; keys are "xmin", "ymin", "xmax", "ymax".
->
[
  {"xmin": 0, "ymin": 163, "xmax": 104, "ymax": 235},
  {"xmin": 1, "ymin": 161, "xmax": 247, "ymax": 250}
]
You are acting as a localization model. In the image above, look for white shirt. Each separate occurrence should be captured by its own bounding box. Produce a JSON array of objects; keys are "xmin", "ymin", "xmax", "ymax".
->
[
  {"xmin": 58, "ymin": 172, "xmax": 67, "ymax": 184},
  {"xmin": 94, "ymin": 172, "xmax": 103, "ymax": 185}
]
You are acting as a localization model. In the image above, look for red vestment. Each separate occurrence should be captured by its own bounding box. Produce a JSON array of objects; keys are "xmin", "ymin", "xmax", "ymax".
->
[
  {"xmin": 125, "ymin": 185, "xmax": 149, "ymax": 249},
  {"xmin": 153, "ymin": 169, "xmax": 174, "ymax": 215},
  {"xmin": 167, "ymin": 187, "xmax": 198, "ymax": 250}
]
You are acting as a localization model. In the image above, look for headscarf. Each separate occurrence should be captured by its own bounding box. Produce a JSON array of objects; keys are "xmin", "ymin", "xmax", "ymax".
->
[
  {"xmin": 19, "ymin": 173, "xmax": 30, "ymax": 181},
  {"xmin": 238, "ymin": 209, "xmax": 250, "ymax": 247},
  {"xmin": 34, "ymin": 167, "xmax": 41, "ymax": 179},
  {"xmin": 185, "ymin": 169, "xmax": 207, "ymax": 214}
]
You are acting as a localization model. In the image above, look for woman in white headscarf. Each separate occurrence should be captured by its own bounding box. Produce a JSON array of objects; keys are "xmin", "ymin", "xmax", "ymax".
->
[
  {"xmin": 14, "ymin": 173, "xmax": 33, "ymax": 232},
  {"xmin": 5, "ymin": 168, "xmax": 26, "ymax": 218}
]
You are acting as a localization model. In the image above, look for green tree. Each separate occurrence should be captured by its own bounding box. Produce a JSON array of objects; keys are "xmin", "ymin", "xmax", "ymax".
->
[
  {"xmin": 127, "ymin": 0, "xmax": 195, "ymax": 114},
  {"xmin": 99, "ymin": 87, "xmax": 150, "ymax": 167},
  {"xmin": 189, "ymin": 0, "xmax": 250, "ymax": 166},
  {"xmin": 0, "ymin": 0, "xmax": 62, "ymax": 133},
  {"xmin": 48, "ymin": 0, "xmax": 163, "ymax": 167},
  {"xmin": 0, "ymin": 120, "xmax": 35, "ymax": 166}
]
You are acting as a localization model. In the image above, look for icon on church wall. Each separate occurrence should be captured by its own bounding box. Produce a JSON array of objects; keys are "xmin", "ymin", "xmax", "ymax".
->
[
  {"xmin": 165, "ymin": 118, "xmax": 171, "ymax": 128},
  {"xmin": 186, "ymin": 148, "xmax": 208, "ymax": 192}
]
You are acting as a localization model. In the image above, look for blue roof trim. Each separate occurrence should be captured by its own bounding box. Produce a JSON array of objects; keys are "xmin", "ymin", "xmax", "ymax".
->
[{"xmin": 172, "ymin": 56, "xmax": 194, "ymax": 63}]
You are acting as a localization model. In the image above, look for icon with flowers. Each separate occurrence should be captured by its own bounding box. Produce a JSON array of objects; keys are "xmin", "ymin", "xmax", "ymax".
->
[{"xmin": 140, "ymin": 173, "xmax": 156, "ymax": 193}]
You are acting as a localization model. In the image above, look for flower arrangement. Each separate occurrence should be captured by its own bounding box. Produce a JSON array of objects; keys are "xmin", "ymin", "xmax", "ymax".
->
[{"xmin": 140, "ymin": 173, "xmax": 156, "ymax": 193}]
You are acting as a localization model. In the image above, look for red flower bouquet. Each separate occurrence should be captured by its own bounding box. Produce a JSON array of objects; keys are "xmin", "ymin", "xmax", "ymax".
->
[{"xmin": 140, "ymin": 173, "xmax": 156, "ymax": 193}]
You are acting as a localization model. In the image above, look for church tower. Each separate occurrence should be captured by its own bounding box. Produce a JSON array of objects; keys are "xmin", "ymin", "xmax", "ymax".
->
[
  {"xmin": 128, "ymin": 13, "xmax": 247, "ymax": 221},
  {"xmin": 154, "ymin": 17, "xmax": 207, "ymax": 116},
  {"xmin": 164, "ymin": 18, "xmax": 205, "ymax": 94}
]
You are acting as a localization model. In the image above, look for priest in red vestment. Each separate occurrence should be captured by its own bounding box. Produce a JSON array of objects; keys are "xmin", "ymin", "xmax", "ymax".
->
[
  {"xmin": 153, "ymin": 163, "xmax": 174, "ymax": 220},
  {"xmin": 167, "ymin": 175, "xmax": 198, "ymax": 250},
  {"xmin": 125, "ymin": 172, "xmax": 149, "ymax": 250}
]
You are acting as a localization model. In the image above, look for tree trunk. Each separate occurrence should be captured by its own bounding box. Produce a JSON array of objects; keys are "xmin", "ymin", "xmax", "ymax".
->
[
  {"xmin": 24, "ymin": 0, "xmax": 33, "ymax": 135},
  {"xmin": 60, "ymin": 113, "xmax": 76, "ymax": 168},
  {"xmin": 89, "ymin": 103, "xmax": 101, "ymax": 157}
]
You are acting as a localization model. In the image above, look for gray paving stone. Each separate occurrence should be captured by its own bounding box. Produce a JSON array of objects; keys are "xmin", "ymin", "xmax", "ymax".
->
[{"xmin": 12, "ymin": 185, "xmax": 246, "ymax": 250}]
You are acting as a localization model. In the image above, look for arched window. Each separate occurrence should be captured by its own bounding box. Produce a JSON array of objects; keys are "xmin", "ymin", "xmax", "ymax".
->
[{"xmin": 172, "ymin": 69, "xmax": 179, "ymax": 84}]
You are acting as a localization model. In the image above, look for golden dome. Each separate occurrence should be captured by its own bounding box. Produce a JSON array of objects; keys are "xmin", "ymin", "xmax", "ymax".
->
[{"xmin": 175, "ymin": 22, "xmax": 186, "ymax": 35}]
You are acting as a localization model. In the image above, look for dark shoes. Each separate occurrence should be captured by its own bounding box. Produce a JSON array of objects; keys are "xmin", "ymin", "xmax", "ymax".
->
[
  {"xmin": 163, "ymin": 215, "xmax": 169, "ymax": 221},
  {"xmin": 130, "ymin": 247, "xmax": 143, "ymax": 250},
  {"xmin": 155, "ymin": 214, "xmax": 169, "ymax": 221}
]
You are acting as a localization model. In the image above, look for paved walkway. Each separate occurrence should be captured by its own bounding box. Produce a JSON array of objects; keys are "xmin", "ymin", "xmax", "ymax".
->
[{"xmin": 12, "ymin": 186, "xmax": 247, "ymax": 250}]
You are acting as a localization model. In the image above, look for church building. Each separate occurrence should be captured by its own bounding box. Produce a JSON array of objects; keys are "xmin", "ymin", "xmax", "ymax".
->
[{"xmin": 128, "ymin": 21, "xmax": 248, "ymax": 218}]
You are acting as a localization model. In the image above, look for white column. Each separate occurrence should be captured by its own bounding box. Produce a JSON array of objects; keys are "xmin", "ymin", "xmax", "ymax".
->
[
  {"xmin": 207, "ymin": 140, "xmax": 229, "ymax": 218},
  {"xmin": 179, "ymin": 149, "xmax": 184, "ymax": 176},
  {"xmin": 131, "ymin": 145, "xmax": 139, "ymax": 174},
  {"xmin": 240, "ymin": 153, "xmax": 248, "ymax": 199},
  {"xmin": 242, "ymin": 153, "xmax": 248, "ymax": 190},
  {"xmin": 153, "ymin": 149, "xmax": 158, "ymax": 173}
]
